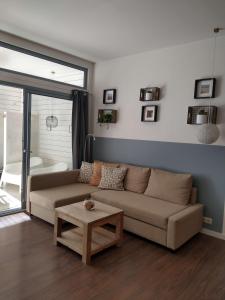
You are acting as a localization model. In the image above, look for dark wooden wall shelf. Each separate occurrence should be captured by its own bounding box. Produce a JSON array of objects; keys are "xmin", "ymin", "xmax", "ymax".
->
[
  {"xmin": 187, "ymin": 106, "xmax": 217, "ymax": 125},
  {"xmin": 140, "ymin": 87, "xmax": 160, "ymax": 101},
  {"xmin": 98, "ymin": 109, "xmax": 117, "ymax": 124}
]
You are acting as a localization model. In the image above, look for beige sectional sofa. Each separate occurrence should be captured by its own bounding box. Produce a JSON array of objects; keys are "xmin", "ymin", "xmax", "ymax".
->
[{"xmin": 27, "ymin": 165, "xmax": 203, "ymax": 250}]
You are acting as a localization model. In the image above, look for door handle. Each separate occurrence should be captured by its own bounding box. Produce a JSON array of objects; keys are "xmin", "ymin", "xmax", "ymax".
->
[{"xmin": 23, "ymin": 150, "xmax": 32, "ymax": 153}]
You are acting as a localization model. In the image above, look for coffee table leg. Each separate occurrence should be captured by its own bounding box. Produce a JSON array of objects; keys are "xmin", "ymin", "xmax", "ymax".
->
[
  {"xmin": 54, "ymin": 214, "xmax": 62, "ymax": 246},
  {"xmin": 82, "ymin": 224, "xmax": 92, "ymax": 265},
  {"xmin": 115, "ymin": 213, "xmax": 123, "ymax": 246}
]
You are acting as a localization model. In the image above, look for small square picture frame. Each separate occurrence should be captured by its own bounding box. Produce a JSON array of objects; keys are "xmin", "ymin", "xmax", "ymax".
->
[
  {"xmin": 103, "ymin": 89, "xmax": 116, "ymax": 104},
  {"xmin": 194, "ymin": 78, "xmax": 216, "ymax": 99},
  {"xmin": 141, "ymin": 105, "xmax": 158, "ymax": 122}
]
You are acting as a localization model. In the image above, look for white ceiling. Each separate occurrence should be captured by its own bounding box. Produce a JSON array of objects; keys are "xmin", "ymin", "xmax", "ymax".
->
[{"xmin": 0, "ymin": 0, "xmax": 225, "ymax": 62}]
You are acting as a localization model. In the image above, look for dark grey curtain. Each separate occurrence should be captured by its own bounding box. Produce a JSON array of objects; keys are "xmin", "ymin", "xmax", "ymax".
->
[
  {"xmin": 72, "ymin": 90, "xmax": 88, "ymax": 169},
  {"xmin": 83, "ymin": 134, "xmax": 95, "ymax": 163}
]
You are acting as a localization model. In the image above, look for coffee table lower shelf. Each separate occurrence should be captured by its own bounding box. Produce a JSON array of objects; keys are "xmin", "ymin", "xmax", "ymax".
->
[
  {"xmin": 54, "ymin": 201, "xmax": 123, "ymax": 264},
  {"xmin": 57, "ymin": 226, "xmax": 120, "ymax": 257}
]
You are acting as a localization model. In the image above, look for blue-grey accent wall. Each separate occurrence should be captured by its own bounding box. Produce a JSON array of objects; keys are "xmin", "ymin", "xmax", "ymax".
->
[{"xmin": 93, "ymin": 137, "xmax": 225, "ymax": 233}]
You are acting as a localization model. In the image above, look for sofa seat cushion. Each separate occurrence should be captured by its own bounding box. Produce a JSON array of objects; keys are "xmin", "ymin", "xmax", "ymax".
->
[
  {"xmin": 91, "ymin": 190, "xmax": 187, "ymax": 229},
  {"xmin": 30, "ymin": 183, "xmax": 98, "ymax": 209}
]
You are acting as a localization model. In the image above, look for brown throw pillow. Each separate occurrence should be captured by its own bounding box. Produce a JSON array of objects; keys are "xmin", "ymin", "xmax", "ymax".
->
[
  {"xmin": 98, "ymin": 166, "xmax": 127, "ymax": 191},
  {"xmin": 90, "ymin": 161, "xmax": 119, "ymax": 186},
  {"xmin": 121, "ymin": 164, "xmax": 151, "ymax": 194},
  {"xmin": 144, "ymin": 168, "xmax": 192, "ymax": 205}
]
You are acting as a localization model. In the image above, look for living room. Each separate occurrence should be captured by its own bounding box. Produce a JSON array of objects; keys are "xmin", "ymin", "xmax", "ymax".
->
[{"xmin": 0, "ymin": 1, "xmax": 225, "ymax": 299}]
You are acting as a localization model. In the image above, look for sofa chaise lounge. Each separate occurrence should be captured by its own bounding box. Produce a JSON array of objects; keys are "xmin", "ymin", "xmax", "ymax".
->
[{"xmin": 27, "ymin": 165, "xmax": 203, "ymax": 250}]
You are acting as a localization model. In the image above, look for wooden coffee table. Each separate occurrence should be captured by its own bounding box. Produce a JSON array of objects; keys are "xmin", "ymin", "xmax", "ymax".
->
[{"xmin": 54, "ymin": 200, "xmax": 123, "ymax": 264}]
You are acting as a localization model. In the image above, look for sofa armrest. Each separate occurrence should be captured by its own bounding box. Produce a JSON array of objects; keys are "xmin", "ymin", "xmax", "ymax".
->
[
  {"xmin": 28, "ymin": 169, "xmax": 80, "ymax": 192},
  {"xmin": 167, "ymin": 204, "xmax": 203, "ymax": 250}
]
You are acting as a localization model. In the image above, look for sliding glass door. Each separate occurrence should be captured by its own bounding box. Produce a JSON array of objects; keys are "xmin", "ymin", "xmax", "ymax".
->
[
  {"xmin": 26, "ymin": 92, "xmax": 73, "ymax": 178},
  {"xmin": 0, "ymin": 85, "xmax": 23, "ymax": 214},
  {"xmin": 0, "ymin": 85, "xmax": 73, "ymax": 215},
  {"xmin": 0, "ymin": 39, "xmax": 88, "ymax": 216}
]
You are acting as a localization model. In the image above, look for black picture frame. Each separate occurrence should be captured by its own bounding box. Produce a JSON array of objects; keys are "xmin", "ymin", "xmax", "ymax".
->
[
  {"xmin": 194, "ymin": 78, "xmax": 216, "ymax": 99},
  {"xmin": 141, "ymin": 105, "xmax": 158, "ymax": 122},
  {"xmin": 103, "ymin": 89, "xmax": 116, "ymax": 104}
]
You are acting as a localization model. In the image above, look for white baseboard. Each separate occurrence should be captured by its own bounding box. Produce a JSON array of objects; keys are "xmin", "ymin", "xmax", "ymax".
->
[{"xmin": 201, "ymin": 228, "xmax": 225, "ymax": 240}]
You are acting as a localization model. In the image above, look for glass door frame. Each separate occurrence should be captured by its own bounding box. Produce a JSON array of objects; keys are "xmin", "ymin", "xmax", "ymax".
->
[
  {"xmin": 0, "ymin": 83, "xmax": 25, "ymax": 216},
  {"xmin": 0, "ymin": 80, "xmax": 73, "ymax": 215},
  {"xmin": 22, "ymin": 88, "xmax": 73, "ymax": 210}
]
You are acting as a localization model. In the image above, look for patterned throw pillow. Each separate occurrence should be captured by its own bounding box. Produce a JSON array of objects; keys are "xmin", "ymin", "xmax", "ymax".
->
[
  {"xmin": 90, "ymin": 160, "xmax": 119, "ymax": 186},
  {"xmin": 98, "ymin": 166, "xmax": 127, "ymax": 191},
  {"xmin": 78, "ymin": 162, "xmax": 93, "ymax": 183}
]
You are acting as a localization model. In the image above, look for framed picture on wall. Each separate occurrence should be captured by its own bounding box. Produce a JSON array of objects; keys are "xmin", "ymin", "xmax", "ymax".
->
[
  {"xmin": 194, "ymin": 78, "xmax": 216, "ymax": 99},
  {"xmin": 141, "ymin": 105, "xmax": 158, "ymax": 122},
  {"xmin": 103, "ymin": 89, "xmax": 116, "ymax": 104}
]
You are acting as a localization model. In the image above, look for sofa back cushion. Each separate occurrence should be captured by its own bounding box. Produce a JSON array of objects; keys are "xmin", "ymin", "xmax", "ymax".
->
[
  {"xmin": 144, "ymin": 168, "xmax": 192, "ymax": 205},
  {"xmin": 90, "ymin": 161, "xmax": 119, "ymax": 186},
  {"xmin": 121, "ymin": 164, "xmax": 151, "ymax": 194},
  {"xmin": 98, "ymin": 166, "xmax": 127, "ymax": 191}
]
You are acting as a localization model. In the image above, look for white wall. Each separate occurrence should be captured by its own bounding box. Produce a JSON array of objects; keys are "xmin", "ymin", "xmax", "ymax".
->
[
  {"xmin": 0, "ymin": 85, "xmax": 23, "ymax": 113},
  {"xmin": 4, "ymin": 111, "xmax": 23, "ymax": 165},
  {"xmin": 93, "ymin": 37, "xmax": 225, "ymax": 146},
  {"xmin": 0, "ymin": 85, "xmax": 23, "ymax": 167},
  {"xmin": 32, "ymin": 95, "xmax": 72, "ymax": 168}
]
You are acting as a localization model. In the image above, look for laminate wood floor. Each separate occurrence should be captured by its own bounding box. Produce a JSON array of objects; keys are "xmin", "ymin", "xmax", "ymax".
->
[{"xmin": 0, "ymin": 213, "xmax": 225, "ymax": 300}]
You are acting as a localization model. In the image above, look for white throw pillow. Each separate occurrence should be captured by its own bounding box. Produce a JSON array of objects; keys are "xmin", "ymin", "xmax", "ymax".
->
[{"xmin": 78, "ymin": 162, "xmax": 93, "ymax": 183}]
